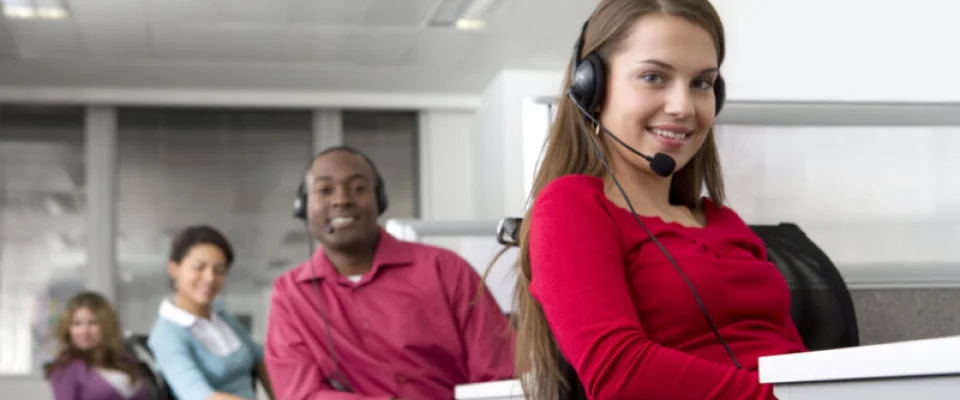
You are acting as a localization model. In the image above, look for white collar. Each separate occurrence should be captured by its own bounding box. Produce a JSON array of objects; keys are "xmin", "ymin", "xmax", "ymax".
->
[{"xmin": 158, "ymin": 299, "xmax": 218, "ymax": 328}]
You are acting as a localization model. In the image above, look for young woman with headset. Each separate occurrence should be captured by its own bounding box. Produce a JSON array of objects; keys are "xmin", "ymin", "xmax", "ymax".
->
[{"xmin": 512, "ymin": 0, "xmax": 808, "ymax": 399}]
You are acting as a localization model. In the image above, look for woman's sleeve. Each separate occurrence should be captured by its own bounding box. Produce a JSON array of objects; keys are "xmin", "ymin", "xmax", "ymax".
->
[
  {"xmin": 49, "ymin": 362, "xmax": 81, "ymax": 400},
  {"xmin": 527, "ymin": 176, "xmax": 776, "ymax": 400}
]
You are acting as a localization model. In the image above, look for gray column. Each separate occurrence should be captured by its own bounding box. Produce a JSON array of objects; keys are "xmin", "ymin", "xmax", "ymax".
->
[
  {"xmin": 417, "ymin": 111, "xmax": 433, "ymax": 220},
  {"xmin": 312, "ymin": 109, "xmax": 343, "ymax": 154},
  {"xmin": 85, "ymin": 107, "xmax": 117, "ymax": 303}
]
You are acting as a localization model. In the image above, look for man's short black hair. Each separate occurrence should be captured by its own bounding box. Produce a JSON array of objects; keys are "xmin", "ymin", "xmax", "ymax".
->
[{"xmin": 304, "ymin": 145, "xmax": 381, "ymax": 180}]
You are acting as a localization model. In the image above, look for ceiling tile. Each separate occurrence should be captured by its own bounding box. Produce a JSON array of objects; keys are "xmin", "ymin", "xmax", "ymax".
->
[
  {"xmin": 343, "ymin": 29, "xmax": 419, "ymax": 65},
  {"xmin": 282, "ymin": 27, "xmax": 346, "ymax": 62},
  {"xmin": 145, "ymin": 0, "xmax": 217, "ymax": 24},
  {"xmin": 218, "ymin": 0, "xmax": 287, "ymax": 25},
  {"xmin": 212, "ymin": 26, "xmax": 285, "ymax": 61},
  {"xmin": 402, "ymin": 28, "xmax": 481, "ymax": 69},
  {"xmin": 77, "ymin": 23, "xmax": 149, "ymax": 58},
  {"xmin": 7, "ymin": 20, "xmax": 83, "ymax": 59},
  {"xmin": 521, "ymin": 28, "xmax": 577, "ymax": 69},
  {"xmin": 66, "ymin": 0, "xmax": 147, "ymax": 26},
  {"xmin": 359, "ymin": 0, "xmax": 442, "ymax": 27},
  {"xmin": 149, "ymin": 24, "xmax": 217, "ymax": 59},
  {"xmin": 286, "ymin": 0, "xmax": 370, "ymax": 25}
]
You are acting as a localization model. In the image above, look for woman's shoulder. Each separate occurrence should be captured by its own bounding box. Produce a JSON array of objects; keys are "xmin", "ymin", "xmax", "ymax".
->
[
  {"xmin": 147, "ymin": 317, "xmax": 192, "ymax": 347},
  {"xmin": 540, "ymin": 174, "xmax": 604, "ymax": 197},
  {"xmin": 48, "ymin": 358, "xmax": 87, "ymax": 380},
  {"xmin": 535, "ymin": 175, "xmax": 610, "ymax": 212}
]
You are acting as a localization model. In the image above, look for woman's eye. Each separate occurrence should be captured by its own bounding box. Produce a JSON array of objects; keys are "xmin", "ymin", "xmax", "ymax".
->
[
  {"xmin": 641, "ymin": 73, "xmax": 665, "ymax": 84},
  {"xmin": 693, "ymin": 78, "xmax": 715, "ymax": 90}
]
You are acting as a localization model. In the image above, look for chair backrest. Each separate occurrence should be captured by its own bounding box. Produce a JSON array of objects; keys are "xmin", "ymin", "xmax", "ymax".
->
[
  {"xmin": 125, "ymin": 333, "xmax": 174, "ymax": 400},
  {"xmin": 497, "ymin": 218, "xmax": 860, "ymax": 399},
  {"xmin": 748, "ymin": 223, "xmax": 860, "ymax": 350}
]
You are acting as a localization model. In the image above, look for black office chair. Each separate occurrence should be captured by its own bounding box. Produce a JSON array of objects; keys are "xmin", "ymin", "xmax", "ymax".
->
[
  {"xmin": 749, "ymin": 223, "xmax": 859, "ymax": 351},
  {"xmin": 125, "ymin": 333, "xmax": 174, "ymax": 400},
  {"xmin": 496, "ymin": 218, "xmax": 860, "ymax": 399},
  {"xmin": 124, "ymin": 333, "xmax": 259, "ymax": 400}
]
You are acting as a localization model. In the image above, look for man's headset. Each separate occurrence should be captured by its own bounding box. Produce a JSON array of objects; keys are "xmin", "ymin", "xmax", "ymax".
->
[{"xmin": 293, "ymin": 145, "xmax": 389, "ymax": 220}]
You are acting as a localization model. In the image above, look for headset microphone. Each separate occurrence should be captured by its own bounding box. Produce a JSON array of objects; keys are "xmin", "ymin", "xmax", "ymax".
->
[
  {"xmin": 326, "ymin": 225, "xmax": 335, "ymax": 234},
  {"xmin": 566, "ymin": 91, "xmax": 677, "ymax": 178}
]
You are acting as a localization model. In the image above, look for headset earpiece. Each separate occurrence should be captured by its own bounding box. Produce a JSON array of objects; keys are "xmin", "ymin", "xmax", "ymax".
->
[
  {"xmin": 713, "ymin": 75, "xmax": 726, "ymax": 115},
  {"xmin": 293, "ymin": 182, "xmax": 308, "ymax": 220},
  {"xmin": 570, "ymin": 53, "xmax": 606, "ymax": 115},
  {"xmin": 373, "ymin": 174, "xmax": 388, "ymax": 216}
]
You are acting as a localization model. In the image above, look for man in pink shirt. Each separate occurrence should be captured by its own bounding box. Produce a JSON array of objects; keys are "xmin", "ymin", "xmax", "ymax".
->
[{"xmin": 265, "ymin": 146, "xmax": 516, "ymax": 400}]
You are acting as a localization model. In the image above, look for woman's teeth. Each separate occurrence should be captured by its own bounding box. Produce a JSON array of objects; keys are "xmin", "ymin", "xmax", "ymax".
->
[{"xmin": 649, "ymin": 128, "xmax": 689, "ymax": 140}]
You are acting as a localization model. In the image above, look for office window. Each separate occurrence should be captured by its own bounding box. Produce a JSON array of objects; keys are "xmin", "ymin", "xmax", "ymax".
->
[
  {"xmin": 114, "ymin": 108, "xmax": 313, "ymax": 333},
  {"xmin": 0, "ymin": 105, "xmax": 87, "ymax": 374},
  {"xmin": 716, "ymin": 125, "xmax": 960, "ymax": 268},
  {"xmin": 343, "ymin": 111, "xmax": 421, "ymax": 219}
]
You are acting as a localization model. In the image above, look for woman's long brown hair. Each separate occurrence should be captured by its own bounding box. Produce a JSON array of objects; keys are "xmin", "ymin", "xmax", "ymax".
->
[
  {"xmin": 508, "ymin": 1, "xmax": 728, "ymax": 399},
  {"xmin": 44, "ymin": 291, "xmax": 140, "ymax": 383}
]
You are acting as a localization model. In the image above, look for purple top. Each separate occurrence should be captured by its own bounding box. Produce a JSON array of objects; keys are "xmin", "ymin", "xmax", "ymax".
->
[{"xmin": 49, "ymin": 359, "xmax": 149, "ymax": 400}]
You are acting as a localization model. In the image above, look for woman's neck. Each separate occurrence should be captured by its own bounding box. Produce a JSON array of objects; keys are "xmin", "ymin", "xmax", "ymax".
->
[
  {"xmin": 173, "ymin": 295, "xmax": 211, "ymax": 319},
  {"xmin": 603, "ymin": 157, "xmax": 674, "ymax": 214}
]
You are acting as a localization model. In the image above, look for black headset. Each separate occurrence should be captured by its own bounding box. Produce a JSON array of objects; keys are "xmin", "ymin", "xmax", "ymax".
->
[
  {"xmin": 293, "ymin": 146, "xmax": 389, "ymax": 220},
  {"xmin": 568, "ymin": 21, "xmax": 726, "ymax": 117}
]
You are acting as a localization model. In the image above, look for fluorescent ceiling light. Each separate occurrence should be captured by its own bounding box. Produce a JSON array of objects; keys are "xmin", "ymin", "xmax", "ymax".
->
[
  {"xmin": 2, "ymin": 0, "xmax": 69, "ymax": 20},
  {"xmin": 455, "ymin": 19, "xmax": 486, "ymax": 30},
  {"xmin": 429, "ymin": 0, "xmax": 498, "ymax": 30}
]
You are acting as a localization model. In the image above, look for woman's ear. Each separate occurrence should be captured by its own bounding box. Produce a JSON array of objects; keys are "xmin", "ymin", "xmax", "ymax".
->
[{"xmin": 167, "ymin": 261, "xmax": 179, "ymax": 283}]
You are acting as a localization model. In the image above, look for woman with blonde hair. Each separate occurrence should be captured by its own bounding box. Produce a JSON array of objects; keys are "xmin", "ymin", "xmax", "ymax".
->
[
  {"xmin": 46, "ymin": 291, "xmax": 149, "ymax": 400},
  {"xmin": 513, "ymin": 0, "xmax": 807, "ymax": 399}
]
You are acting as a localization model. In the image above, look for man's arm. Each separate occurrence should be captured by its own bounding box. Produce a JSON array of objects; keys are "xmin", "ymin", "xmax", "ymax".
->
[
  {"xmin": 443, "ymin": 252, "xmax": 517, "ymax": 382},
  {"xmin": 265, "ymin": 278, "xmax": 394, "ymax": 400}
]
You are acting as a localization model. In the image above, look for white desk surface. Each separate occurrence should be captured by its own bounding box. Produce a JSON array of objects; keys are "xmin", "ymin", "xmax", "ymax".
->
[
  {"xmin": 760, "ymin": 334, "xmax": 960, "ymax": 384},
  {"xmin": 454, "ymin": 379, "xmax": 523, "ymax": 400},
  {"xmin": 456, "ymin": 336, "xmax": 960, "ymax": 398}
]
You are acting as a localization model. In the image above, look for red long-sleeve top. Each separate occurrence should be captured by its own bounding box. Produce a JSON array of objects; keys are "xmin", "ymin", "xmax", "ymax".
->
[{"xmin": 528, "ymin": 175, "xmax": 807, "ymax": 399}]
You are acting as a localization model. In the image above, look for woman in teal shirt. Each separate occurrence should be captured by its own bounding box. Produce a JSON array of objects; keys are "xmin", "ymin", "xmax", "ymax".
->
[{"xmin": 148, "ymin": 225, "xmax": 275, "ymax": 400}]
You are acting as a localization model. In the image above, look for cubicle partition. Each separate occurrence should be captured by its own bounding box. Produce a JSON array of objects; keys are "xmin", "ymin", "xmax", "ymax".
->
[{"xmin": 384, "ymin": 219, "xmax": 517, "ymax": 313}]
